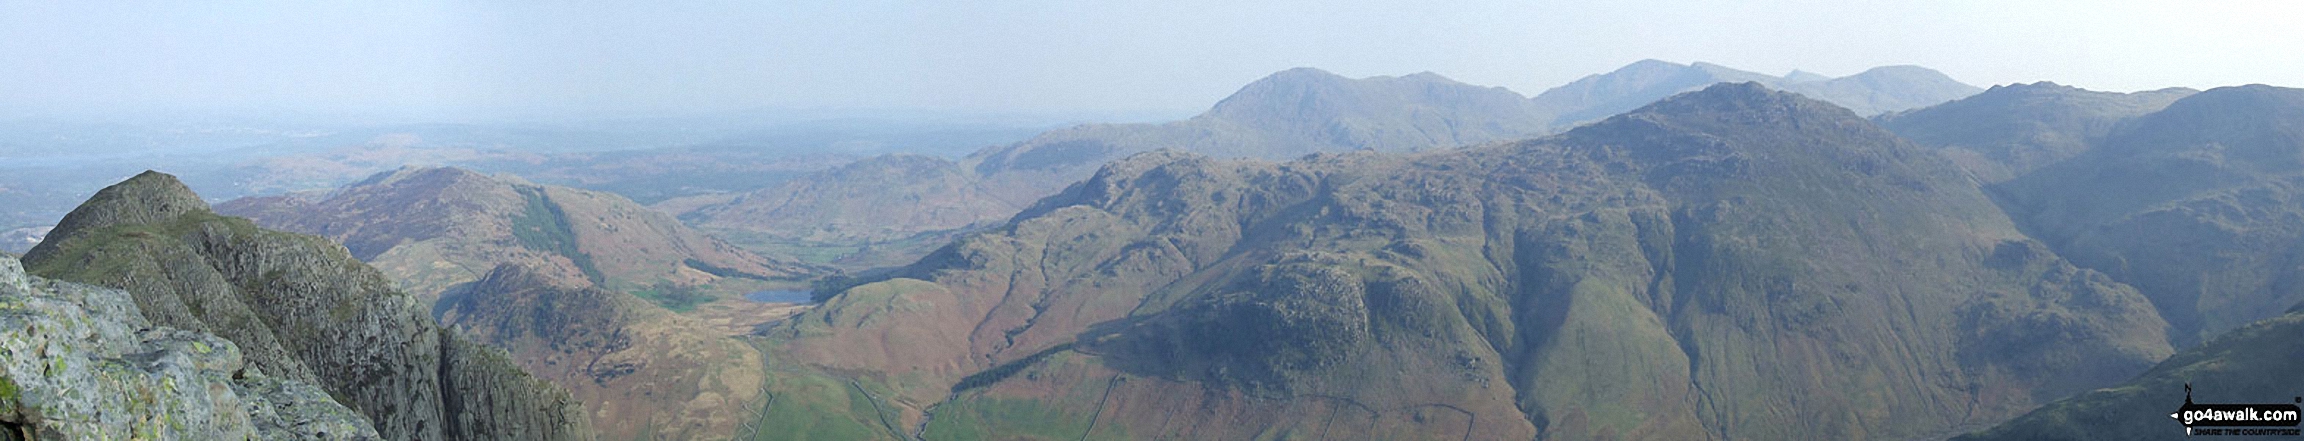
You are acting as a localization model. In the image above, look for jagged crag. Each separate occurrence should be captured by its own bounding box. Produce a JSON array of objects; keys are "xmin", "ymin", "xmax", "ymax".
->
[
  {"xmin": 2, "ymin": 254, "xmax": 378, "ymax": 440},
  {"xmin": 19, "ymin": 171, "xmax": 592, "ymax": 440},
  {"xmin": 760, "ymin": 84, "xmax": 2174, "ymax": 440}
]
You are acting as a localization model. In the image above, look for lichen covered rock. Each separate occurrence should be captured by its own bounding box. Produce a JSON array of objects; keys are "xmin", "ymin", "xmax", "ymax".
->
[{"xmin": 0, "ymin": 255, "xmax": 379, "ymax": 440}]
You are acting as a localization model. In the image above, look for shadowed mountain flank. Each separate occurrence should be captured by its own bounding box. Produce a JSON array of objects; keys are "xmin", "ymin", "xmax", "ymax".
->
[
  {"xmin": 1995, "ymin": 84, "xmax": 2304, "ymax": 346},
  {"xmin": 760, "ymin": 84, "xmax": 2167, "ymax": 440},
  {"xmin": 1958, "ymin": 305, "xmax": 2304, "ymax": 441}
]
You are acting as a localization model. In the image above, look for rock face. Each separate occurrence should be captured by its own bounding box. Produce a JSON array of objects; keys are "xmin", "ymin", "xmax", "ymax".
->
[
  {"xmin": 0, "ymin": 255, "xmax": 379, "ymax": 440},
  {"xmin": 217, "ymin": 166, "xmax": 814, "ymax": 304},
  {"xmin": 1957, "ymin": 306, "xmax": 2304, "ymax": 441},
  {"xmin": 1880, "ymin": 81, "xmax": 2197, "ymax": 182},
  {"xmin": 691, "ymin": 64, "xmax": 1981, "ymax": 271},
  {"xmin": 761, "ymin": 84, "xmax": 2169, "ymax": 440},
  {"xmin": 22, "ymin": 171, "xmax": 592, "ymax": 441},
  {"xmin": 1994, "ymin": 85, "xmax": 2304, "ymax": 346}
]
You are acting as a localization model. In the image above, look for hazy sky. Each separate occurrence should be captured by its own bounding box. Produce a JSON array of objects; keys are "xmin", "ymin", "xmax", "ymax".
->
[{"xmin": 3, "ymin": 0, "xmax": 2299, "ymax": 120}]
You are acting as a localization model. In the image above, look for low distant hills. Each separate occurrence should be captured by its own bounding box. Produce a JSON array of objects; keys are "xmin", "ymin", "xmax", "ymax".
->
[{"xmin": 690, "ymin": 60, "xmax": 1984, "ymax": 269}]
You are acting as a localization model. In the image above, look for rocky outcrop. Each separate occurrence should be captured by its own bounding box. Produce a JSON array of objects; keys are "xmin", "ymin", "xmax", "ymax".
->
[
  {"xmin": 22, "ymin": 171, "xmax": 592, "ymax": 440},
  {"xmin": 0, "ymin": 255, "xmax": 379, "ymax": 440}
]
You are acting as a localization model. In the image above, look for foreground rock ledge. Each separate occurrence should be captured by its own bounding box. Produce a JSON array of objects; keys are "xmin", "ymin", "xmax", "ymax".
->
[{"xmin": 0, "ymin": 255, "xmax": 380, "ymax": 440}]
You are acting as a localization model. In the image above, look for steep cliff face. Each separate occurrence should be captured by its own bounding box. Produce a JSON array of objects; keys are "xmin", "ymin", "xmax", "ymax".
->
[
  {"xmin": 762, "ymin": 84, "xmax": 2169, "ymax": 440},
  {"xmin": 1, "ymin": 255, "xmax": 379, "ymax": 440},
  {"xmin": 22, "ymin": 171, "xmax": 592, "ymax": 441}
]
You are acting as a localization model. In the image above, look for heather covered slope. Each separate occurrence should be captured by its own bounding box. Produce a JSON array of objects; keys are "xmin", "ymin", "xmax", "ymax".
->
[
  {"xmin": 1994, "ymin": 84, "xmax": 2304, "ymax": 346},
  {"xmin": 440, "ymin": 264, "xmax": 768, "ymax": 441},
  {"xmin": 217, "ymin": 166, "xmax": 815, "ymax": 306},
  {"xmin": 21, "ymin": 171, "xmax": 591, "ymax": 440},
  {"xmin": 761, "ymin": 84, "xmax": 2170, "ymax": 440},
  {"xmin": 1957, "ymin": 306, "xmax": 2304, "ymax": 441},
  {"xmin": 1880, "ymin": 82, "xmax": 2196, "ymax": 182}
]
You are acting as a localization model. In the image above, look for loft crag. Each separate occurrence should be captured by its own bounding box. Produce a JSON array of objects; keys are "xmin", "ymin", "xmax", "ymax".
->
[{"xmin": 20, "ymin": 171, "xmax": 593, "ymax": 441}]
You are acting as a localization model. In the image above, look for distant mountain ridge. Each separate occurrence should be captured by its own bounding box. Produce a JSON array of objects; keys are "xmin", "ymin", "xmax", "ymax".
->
[
  {"xmin": 691, "ymin": 62, "xmax": 1981, "ymax": 269},
  {"xmin": 1533, "ymin": 60, "xmax": 1982, "ymax": 127},
  {"xmin": 1881, "ymin": 81, "xmax": 2197, "ymax": 182},
  {"xmin": 755, "ymin": 83, "xmax": 2164, "ymax": 440}
]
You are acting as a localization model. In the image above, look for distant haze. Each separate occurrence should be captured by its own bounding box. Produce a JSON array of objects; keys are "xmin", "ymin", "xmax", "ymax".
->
[{"xmin": 2, "ymin": 0, "xmax": 2298, "ymax": 121}]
